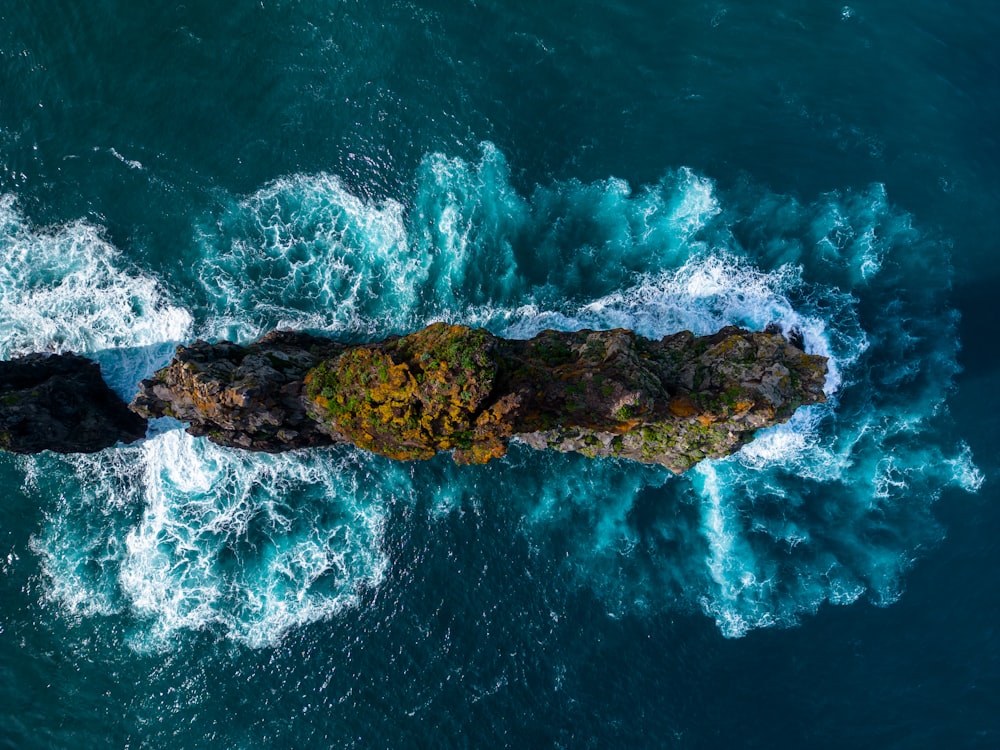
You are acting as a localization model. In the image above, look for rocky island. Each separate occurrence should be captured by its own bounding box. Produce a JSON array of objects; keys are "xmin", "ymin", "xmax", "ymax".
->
[
  {"xmin": 0, "ymin": 323, "xmax": 827, "ymax": 472},
  {"xmin": 131, "ymin": 323, "xmax": 826, "ymax": 472}
]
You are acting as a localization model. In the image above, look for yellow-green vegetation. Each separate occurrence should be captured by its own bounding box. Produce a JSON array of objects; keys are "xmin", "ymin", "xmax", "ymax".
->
[{"xmin": 305, "ymin": 323, "xmax": 504, "ymax": 463}]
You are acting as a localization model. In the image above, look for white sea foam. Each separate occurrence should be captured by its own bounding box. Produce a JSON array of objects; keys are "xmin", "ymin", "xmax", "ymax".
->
[
  {"xmin": 0, "ymin": 195, "xmax": 191, "ymax": 395},
  {"xmin": 194, "ymin": 173, "xmax": 416, "ymax": 342},
  {"xmin": 32, "ymin": 431, "xmax": 390, "ymax": 650},
  {"xmin": 193, "ymin": 143, "xmax": 729, "ymax": 341},
  {"xmin": 108, "ymin": 147, "xmax": 144, "ymax": 171},
  {"xmin": 947, "ymin": 443, "xmax": 985, "ymax": 493},
  {"xmin": 126, "ymin": 431, "xmax": 389, "ymax": 650},
  {"xmin": 27, "ymin": 447, "xmax": 145, "ymax": 619},
  {"xmin": 736, "ymin": 408, "xmax": 827, "ymax": 470},
  {"xmin": 503, "ymin": 254, "xmax": 825, "ymax": 343}
]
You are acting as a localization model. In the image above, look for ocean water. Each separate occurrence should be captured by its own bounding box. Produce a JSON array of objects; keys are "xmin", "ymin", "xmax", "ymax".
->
[{"xmin": 0, "ymin": 1, "xmax": 997, "ymax": 747}]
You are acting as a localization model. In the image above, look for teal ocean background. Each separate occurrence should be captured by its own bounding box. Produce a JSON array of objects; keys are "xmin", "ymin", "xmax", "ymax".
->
[{"xmin": 1, "ymin": 1, "xmax": 997, "ymax": 747}]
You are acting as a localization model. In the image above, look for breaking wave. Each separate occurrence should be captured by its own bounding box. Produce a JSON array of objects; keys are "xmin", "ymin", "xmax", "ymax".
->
[{"xmin": 0, "ymin": 194, "xmax": 191, "ymax": 396}]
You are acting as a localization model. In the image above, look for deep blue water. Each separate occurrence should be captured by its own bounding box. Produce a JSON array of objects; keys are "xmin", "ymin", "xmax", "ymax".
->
[{"xmin": 0, "ymin": 1, "xmax": 998, "ymax": 747}]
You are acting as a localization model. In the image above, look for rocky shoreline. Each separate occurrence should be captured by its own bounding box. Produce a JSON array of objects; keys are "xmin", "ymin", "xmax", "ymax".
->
[{"xmin": 0, "ymin": 323, "xmax": 828, "ymax": 472}]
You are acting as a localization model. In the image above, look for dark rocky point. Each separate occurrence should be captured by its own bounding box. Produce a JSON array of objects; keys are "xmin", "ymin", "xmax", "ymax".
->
[{"xmin": 0, "ymin": 353, "xmax": 147, "ymax": 453}]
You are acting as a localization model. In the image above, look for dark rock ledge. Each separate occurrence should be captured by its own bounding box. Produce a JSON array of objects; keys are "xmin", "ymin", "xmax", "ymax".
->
[
  {"xmin": 0, "ymin": 324, "xmax": 827, "ymax": 471},
  {"xmin": 0, "ymin": 353, "xmax": 147, "ymax": 454}
]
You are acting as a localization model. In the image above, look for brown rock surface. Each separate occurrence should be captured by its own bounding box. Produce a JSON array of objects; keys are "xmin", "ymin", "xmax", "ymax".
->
[{"xmin": 131, "ymin": 330, "xmax": 346, "ymax": 451}]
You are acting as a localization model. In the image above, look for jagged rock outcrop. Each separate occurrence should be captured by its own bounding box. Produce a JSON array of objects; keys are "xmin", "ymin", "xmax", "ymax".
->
[
  {"xmin": 511, "ymin": 326, "xmax": 824, "ymax": 472},
  {"xmin": 0, "ymin": 353, "xmax": 147, "ymax": 453},
  {"xmin": 133, "ymin": 323, "xmax": 828, "ymax": 472},
  {"xmin": 130, "ymin": 330, "xmax": 347, "ymax": 451}
]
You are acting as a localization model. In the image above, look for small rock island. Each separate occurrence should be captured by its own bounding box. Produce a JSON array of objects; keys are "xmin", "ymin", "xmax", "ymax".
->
[
  {"xmin": 0, "ymin": 323, "xmax": 827, "ymax": 472},
  {"xmin": 130, "ymin": 323, "xmax": 827, "ymax": 472}
]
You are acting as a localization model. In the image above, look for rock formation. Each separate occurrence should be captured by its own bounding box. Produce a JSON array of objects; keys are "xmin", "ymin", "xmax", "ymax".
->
[
  {"xmin": 0, "ymin": 324, "xmax": 827, "ymax": 468},
  {"xmin": 131, "ymin": 330, "xmax": 346, "ymax": 451},
  {"xmin": 133, "ymin": 323, "xmax": 828, "ymax": 472},
  {"xmin": 0, "ymin": 353, "xmax": 147, "ymax": 453}
]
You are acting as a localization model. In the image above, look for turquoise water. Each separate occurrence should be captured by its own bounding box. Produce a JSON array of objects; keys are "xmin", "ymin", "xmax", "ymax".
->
[{"xmin": 1, "ymin": 1, "xmax": 997, "ymax": 747}]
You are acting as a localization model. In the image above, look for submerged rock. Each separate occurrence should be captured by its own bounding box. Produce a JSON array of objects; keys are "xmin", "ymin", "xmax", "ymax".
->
[
  {"xmin": 0, "ymin": 353, "xmax": 147, "ymax": 453},
  {"xmin": 134, "ymin": 323, "xmax": 828, "ymax": 472}
]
